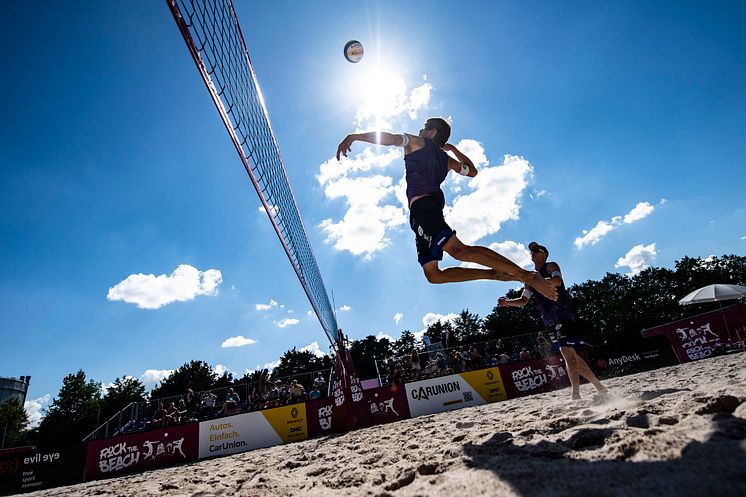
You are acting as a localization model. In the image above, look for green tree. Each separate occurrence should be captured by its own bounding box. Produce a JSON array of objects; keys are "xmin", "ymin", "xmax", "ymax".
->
[
  {"xmin": 150, "ymin": 360, "xmax": 219, "ymax": 399},
  {"xmin": 482, "ymin": 289, "xmax": 543, "ymax": 340},
  {"xmin": 422, "ymin": 320, "xmax": 452, "ymax": 347},
  {"xmin": 350, "ymin": 335, "xmax": 393, "ymax": 380},
  {"xmin": 270, "ymin": 348, "xmax": 333, "ymax": 382},
  {"xmin": 0, "ymin": 398, "xmax": 29, "ymax": 449},
  {"xmin": 392, "ymin": 330, "xmax": 416, "ymax": 357},
  {"xmin": 35, "ymin": 370, "xmax": 101, "ymax": 447},
  {"xmin": 101, "ymin": 376, "xmax": 147, "ymax": 421},
  {"xmin": 452, "ymin": 309, "xmax": 482, "ymax": 345}
]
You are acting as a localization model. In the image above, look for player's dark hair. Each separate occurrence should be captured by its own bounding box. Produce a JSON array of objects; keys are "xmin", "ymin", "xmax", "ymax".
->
[{"xmin": 425, "ymin": 117, "xmax": 451, "ymax": 147}]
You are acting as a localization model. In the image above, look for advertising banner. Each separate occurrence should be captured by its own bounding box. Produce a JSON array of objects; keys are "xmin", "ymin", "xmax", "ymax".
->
[
  {"xmin": 198, "ymin": 404, "xmax": 307, "ymax": 459},
  {"xmin": 405, "ymin": 368, "xmax": 507, "ymax": 418},
  {"xmin": 354, "ymin": 384, "xmax": 411, "ymax": 428},
  {"xmin": 498, "ymin": 355, "xmax": 571, "ymax": 399},
  {"xmin": 85, "ymin": 423, "xmax": 198, "ymax": 481},
  {"xmin": 459, "ymin": 367, "xmax": 508, "ymax": 404},
  {"xmin": 0, "ymin": 445, "xmax": 84, "ymax": 495},
  {"xmin": 306, "ymin": 397, "xmax": 345, "ymax": 438},
  {"xmin": 642, "ymin": 303, "xmax": 746, "ymax": 363}
]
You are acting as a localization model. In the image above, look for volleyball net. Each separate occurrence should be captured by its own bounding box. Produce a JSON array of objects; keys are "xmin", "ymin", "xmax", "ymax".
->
[{"xmin": 167, "ymin": 0, "xmax": 338, "ymax": 343}]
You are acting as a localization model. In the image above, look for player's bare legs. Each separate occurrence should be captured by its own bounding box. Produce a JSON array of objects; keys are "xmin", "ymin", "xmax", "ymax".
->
[
  {"xmin": 560, "ymin": 346, "xmax": 608, "ymax": 399},
  {"xmin": 442, "ymin": 235, "xmax": 558, "ymax": 300},
  {"xmin": 422, "ymin": 262, "xmax": 513, "ymax": 284}
]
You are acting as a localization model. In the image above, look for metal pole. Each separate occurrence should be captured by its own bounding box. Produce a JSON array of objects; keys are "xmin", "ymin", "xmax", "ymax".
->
[{"xmin": 374, "ymin": 356, "xmax": 382, "ymax": 387}]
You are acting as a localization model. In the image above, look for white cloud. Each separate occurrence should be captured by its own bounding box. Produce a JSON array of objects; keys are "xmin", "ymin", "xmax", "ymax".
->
[
  {"xmin": 24, "ymin": 394, "xmax": 51, "ymax": 428},
  {"xmin": 214, "ymin": 364, "xmax": 229, "ymax": 377},
  {"xmin": 277, "ymin": 318, "xmax": 300, "ymax": 328},
  {"xmin": 414, "ymin": 312, "xmax": 460, "ymax": 341},
  {"xmin": 300, "ymin": 341, "xmax": 328, "ymax": 358},
  {"xmin": 221, "ymin": 336, "xmax": 258, "ymax": 348},
  {"xmin": 319, "ymin": 174, "xmax": 407, "ymax": 258},
  {"xmin": 255, "ymin": 299, "xmax": 278, "ymax": 311},
  {"xmin": 574, "ymin": 219, "xmax": 618, "ymax": 248},
  {"xmin": 445, "ymin": 154, "xmax": 533, "ymax": 244},
  {"xmin": 259, "ymin": 359, "xmax": 280, "ymax": 371},
  {"xmin": 623, "ymin": 201, "xmax": 655, "ymax": 224},
  {"xmin": 575, "ymin": 201, "xmax": 657, "ymax": 249},
  {"xmin": 393, "ymin": 312, "xmax": 403, "ymax": 325},
  {"xmin": 258, "ymin": 204, "xmax": 279, "ymax": 217},
  {"xmin": 615, "ymin": 243, "xmax": 657, "ymax": 276},
  {"xmin": 140, "ymin": 369, "xmax": 174, "ymax": 389},
  {"xmin": 339, "ymin": 305, "xmax": 351, "ymax": 312},
  {"xmin": 376, "ymin": 331, "xmax": 395, "ymax": 342},
  {"xmin": 107, "ymin": 264, "xmax": 222, "ymax": 309},
  {"xmin": 741, "ymin": 235, "xmax": 746, "ymax": 240},
  {"xmin": 318, "ymin": 147, "xmax": 401, "ymax": 186},
  {"xmin": 460, "ymin": 240, "xmax": 532, "ymax": 270}
]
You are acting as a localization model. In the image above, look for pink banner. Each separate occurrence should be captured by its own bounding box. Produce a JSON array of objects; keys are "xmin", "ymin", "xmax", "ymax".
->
[
  {"xmin": 498, "ymin": 355, "xmax": 572, "ymax": 399},
  {"xmin": 85, "ymin": 423, "xmax": 198, "ymax": 481},
  {"xmin": 642, "ymin": 303, "xmax": 746, "ymax": 363}
]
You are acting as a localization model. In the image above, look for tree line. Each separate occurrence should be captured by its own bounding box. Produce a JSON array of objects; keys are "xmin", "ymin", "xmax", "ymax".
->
[{"xmin": 2, "ymin": 254, "xmax": 743, "ymax": 450}]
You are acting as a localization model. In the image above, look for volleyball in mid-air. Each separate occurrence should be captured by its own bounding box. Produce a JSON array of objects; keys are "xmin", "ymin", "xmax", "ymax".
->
[{"xmin": 343, "ymin": 40, "xmax": 364, "ymax": 63}]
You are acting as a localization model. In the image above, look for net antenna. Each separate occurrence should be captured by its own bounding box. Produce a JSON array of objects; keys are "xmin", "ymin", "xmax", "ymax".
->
[{"xmin": 167, "ymin": 0, "xmax": 338, "ymax": 344}]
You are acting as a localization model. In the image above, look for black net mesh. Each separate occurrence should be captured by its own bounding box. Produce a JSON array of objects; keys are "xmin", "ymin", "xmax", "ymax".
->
[{"xmin": 167, "ymin": 0, "xmax": 338, "ymax": 343}]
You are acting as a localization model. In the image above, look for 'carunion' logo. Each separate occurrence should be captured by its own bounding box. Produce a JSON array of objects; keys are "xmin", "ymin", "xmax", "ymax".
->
[{"xmin": 411, "ymin": 381, "xmax": 461, "ymax": 400}]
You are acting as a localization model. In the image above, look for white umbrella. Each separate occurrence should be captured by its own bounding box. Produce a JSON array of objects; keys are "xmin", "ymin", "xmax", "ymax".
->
[
  {"xmin": 678, "ymin": 284, "xmax": 746, "ymax": 305},
  {"xmin": 678, "ymin": 283, "xmax": 746, "ymax": 345}
]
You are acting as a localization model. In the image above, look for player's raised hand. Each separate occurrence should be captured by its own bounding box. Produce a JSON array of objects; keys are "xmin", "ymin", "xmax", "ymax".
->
[{"xmin": 336, "ymin": 134, "xmax": 355, "ymax": 161}]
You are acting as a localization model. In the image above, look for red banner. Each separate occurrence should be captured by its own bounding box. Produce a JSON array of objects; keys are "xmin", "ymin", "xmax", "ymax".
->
[
  {"xmin": 85, "ymin": 423, "xmax": 198, "ymax": 481},
  {"xmin": 305, "ymin": 397, "xmax": 345, "ymax": 439},
  {"xmin": 353, "ymin": 384, "xmax": 411, "ymax": 428},
  {"xmin": 498, "ymin": 355, "xmax": 572, "ymax": 399},
  {"xmin": 642, "ymin": 303, "xmax": 746, "ymax": 363}
]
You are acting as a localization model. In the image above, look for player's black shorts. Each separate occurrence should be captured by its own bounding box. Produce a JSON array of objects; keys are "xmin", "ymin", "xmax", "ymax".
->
[
  {"xmin": 409, "ymin": 194, "xmax": 455, "ymax": 266},
  {"xmin": 548, "ymin": 320, "xmax": 589, "ymax": 349}
]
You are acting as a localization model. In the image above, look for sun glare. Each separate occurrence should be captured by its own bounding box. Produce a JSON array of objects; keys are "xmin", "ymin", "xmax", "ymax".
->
[{"xmin": 353, "ymin": 65, "xmax": 408, "ymax": 130}]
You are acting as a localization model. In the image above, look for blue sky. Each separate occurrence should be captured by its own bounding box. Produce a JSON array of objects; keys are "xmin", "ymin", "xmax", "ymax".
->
[{"xmin": 2, "ymin": 1, "xmax": 744, "ymax": 426}]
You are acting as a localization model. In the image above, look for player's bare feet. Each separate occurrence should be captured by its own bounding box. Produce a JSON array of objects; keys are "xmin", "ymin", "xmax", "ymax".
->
[{"xmin": 525, "ymin": 271, "xmax": 558, "ymax": 301}]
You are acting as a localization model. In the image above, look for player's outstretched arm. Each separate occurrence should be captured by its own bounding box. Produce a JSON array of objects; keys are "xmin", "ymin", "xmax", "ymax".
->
[
  {"xmin": 498, "ymin": 294, "xmax": 530, "ymax": 308},
  {"xmin": 444, "ymin": 143, "xmax": 477, "ymax": 177},
  {"xmin": 336, "ymin": 132, "xmax": 407, "ymax": 160}
]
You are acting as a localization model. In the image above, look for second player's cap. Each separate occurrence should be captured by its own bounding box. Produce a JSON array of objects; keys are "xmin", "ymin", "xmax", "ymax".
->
[{"xmin": 528, "ymin": 241, "xmax": 549, "ymax": 256}]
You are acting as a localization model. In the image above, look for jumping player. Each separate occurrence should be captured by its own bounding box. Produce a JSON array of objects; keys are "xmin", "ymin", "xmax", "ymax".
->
[
  {"xmin": 498, "ymin": 241, "xmax": 608, "ymax": 399},
  {"xmin": 336, "ymin": 118, "xmax": 558, "ymax": 301}
]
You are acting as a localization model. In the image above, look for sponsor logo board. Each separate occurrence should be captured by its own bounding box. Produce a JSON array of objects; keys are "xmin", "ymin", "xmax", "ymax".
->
[
  {"xmin": 459, "ymin": 367, "xmax": 508, "ymax": 404},
  {"xmin": 355, "ymin": 385, "xmax": 411, "ymax": 428},
  {"xmin": 198, "ymin": 404, "xmax": 307, "ymax": 459},
  {"xmin": 85, "ymin": 423, "xmax": 198, "ymax": 481},
  {"xmin": 498, "ymin": 355, "xmax": 570, "ymax": 399},
  {"xmin": 405, "ymin": 374, "xmax": 484, "ymax": 417},
  {"xmin": 1, "ymin": 446, "xmax": 84, "ymax": 493}
]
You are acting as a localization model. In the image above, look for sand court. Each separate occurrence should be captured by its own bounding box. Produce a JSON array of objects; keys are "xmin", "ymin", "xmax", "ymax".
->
[{"xmin": 24, "ymin": 353, "xmax": 746, "ymax": 497}]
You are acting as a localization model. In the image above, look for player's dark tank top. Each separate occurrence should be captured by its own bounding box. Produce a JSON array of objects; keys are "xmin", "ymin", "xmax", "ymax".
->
[
  {"xmin": 534, "ymin": 262, "xmax": 576, "ymax": 326},
  {"xmin": 404, "ymin": 138, "xmax": 449, "ymax": 206}
]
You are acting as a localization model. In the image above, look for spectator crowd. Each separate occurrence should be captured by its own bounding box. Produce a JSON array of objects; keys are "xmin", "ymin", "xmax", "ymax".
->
[{"xmin": 382, "ymin": 333, "xmax": 559, "ymax": 386}]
